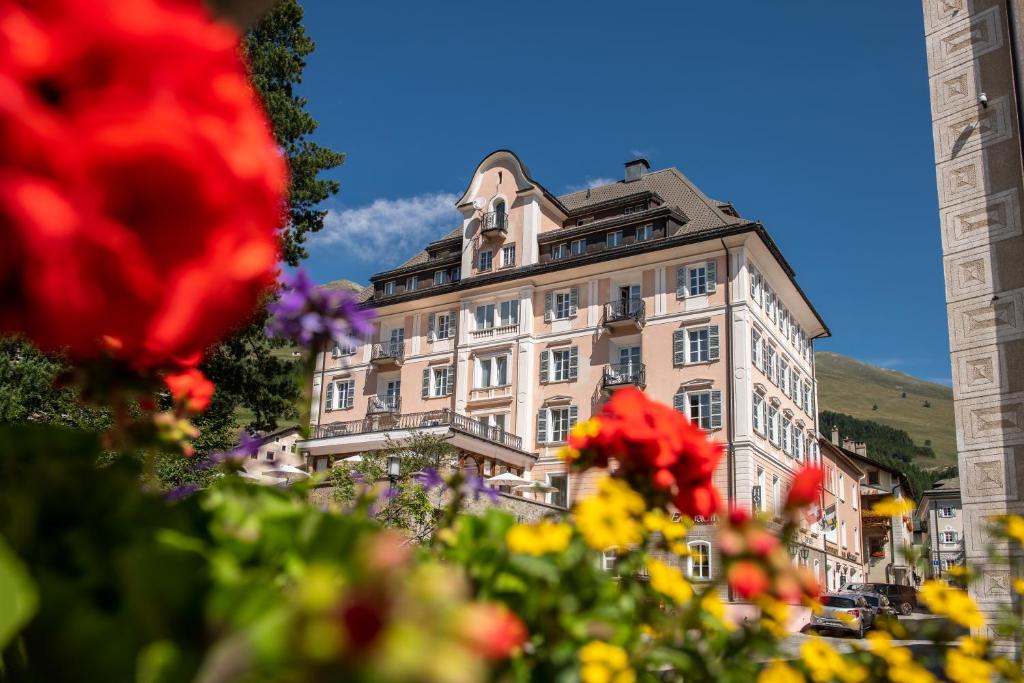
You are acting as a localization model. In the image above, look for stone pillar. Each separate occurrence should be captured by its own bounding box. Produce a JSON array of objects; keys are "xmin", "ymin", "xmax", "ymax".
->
[{"xmin": 922, "ymin": 0, "xmax": 1024, "ymax": 645}]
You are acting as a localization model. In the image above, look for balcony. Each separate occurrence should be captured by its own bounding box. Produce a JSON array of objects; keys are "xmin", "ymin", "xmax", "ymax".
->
[
  {"xmin": 480, "ymin": 211, "xmax": 508, "ymax": 236},
  {"xmin": 469, "ymin": 323, "xmax": 520, "ymax": 340},
  {"xmin": 370, "ymin": 342, "xmax": 404, "ymax": 367},
  {"xmin": 602, "ymin": 299, "xmax": 645, "ymax": 330},
  {"xmin": 602, "ymin": 362, "xmax": 646, "ymax": 391},
  {"xmin": 301, "ymin": 408, "xmax": 533, "ymax": 470},
  {"xmin": 468, "ymin": 384, "xmax": 513, "ymax": 404},
  {"xmin": 367, "ymin": 395, "xmax": 401, "ymax": 414}
]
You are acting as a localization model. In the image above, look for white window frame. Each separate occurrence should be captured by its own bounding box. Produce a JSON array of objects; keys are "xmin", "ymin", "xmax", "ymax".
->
[
  {"xmin": 332, "ymin": 342, "xmax": 356, "ymax": 357},
  {"xmin": 688, "ymin": 264, "xmax": 708, "ymax": 296},
  {"xmin": 478, "ymin": 249, "xmax": 493, "ymax": 271},
  {"xmin": 434, "ymin": 312, "xmax": 453, "ymax": 340},
  {"xmin": 772, "ymin": 475, "xmax": 781, "ymax": 513},
  {"xmin": 636, "ymin": 223, "xmax": 654, "ymax": 241},
  {"xmin": 327, "ymin": 379, "xmax": 355, "ymax": 410},
  {"xmin": 551, "ymin": 348, "xmax": 573, "ymax": 382},
  {"xmin": 552, "ymin": 242, "xmax": 568, "ymax": 260},
  {"xmin": 406, "ymin": 276, "xmax": 418, "ymax": 292},
  {"xmin": 768, "ymin": 406, "xmax": 779, "ymax": 445},
  {"xmin": 499, "ymin": 299, "xmax": 520, "ymax": 327},
  {"xmin": 939, "ymin": 529, "xmax": 958, "ymax": 544},
  {"xmin": 475, "ymin": 354, "xmax": 510, "ymax": 389},
  {"xmin": 781, "ymin": 417, "xmax": 792, "ymax": 454},
  {"xmin": 938, "ymin": 507, "xmax": 955, "ymax": 518},
  {"xmin": 475, "ymin": 303, "xmax": 496, "ymax": 330},
  {"xmin": 570, "ymin": 238, "xmax": 586, "ymax": 255},
  {"xmin": 607, "ymin": 230, "xmax": 623, "ymax": 247},
  {"xmin": 426, "ymin": 366, "xmax": 452, "ymax": 398},
  {"xmin": 433, "ymin": 270, "xmax": 445, "ymax": 286},
  {"xmin": 553, "ymin": 290, "xmax": 574, "ymax": 320},
  {"xmin": 383, "ymin": 281, "xmax": 395, "ymax": 296},
  {"xmin": 548, "ymin": 406, "xmax": 576, "ymax": 443},
  {"xmin": 752, "ymin": 393, "xmax": 765, "ymax": 434},
  {"xmin": 752, "ymin": 329, "xmax": 762, "ymax": 369},
  {"xmin": 688, "ymin": 390, "xmax": 713, "ymax": 429},
  {"xmin": 687, "ymin": 541, "xmax": 711, "ymax": 580},
  {"xmin": 501, "ymin": 243, "xmax": 516, "ymax": 268}
]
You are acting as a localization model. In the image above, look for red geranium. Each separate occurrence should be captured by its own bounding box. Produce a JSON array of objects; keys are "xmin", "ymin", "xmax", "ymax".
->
[
  {"xmin": 460, "ymin": 603, "xmax": 528, "ymax": 659},
  {"xmin": 565, "ymin": 387, "xmax": 723, "ymax": 517},
  {"xmin": 0, "ymin": 0, "xmax": 285, "ymax": 368},
  {"xmin": 785, "ymin": 465, "xmax": 823, "ymax": 511},
  {"xmin": 164, "ymin": 366, "xmax": 213, "ymax": 413},
  {"xmin": 728, "ymin": 561, "xmax": 770, "ymax": 600}
]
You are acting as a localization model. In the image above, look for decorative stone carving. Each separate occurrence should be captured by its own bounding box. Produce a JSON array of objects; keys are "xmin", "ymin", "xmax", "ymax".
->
[
  {"xmin": 929, "ymin": 61, "xmax": 979, "ymax": 117},
  {"xmin": 956, "ymin": 392, "xmax": 1024, "ymax": 449},
  {"xmin": 924, "ymin": 0, "xmax": 969, "ymax": 34},
  {"xmin": 933, "ymin": 96, "xmax": 1012, "ymax": 160},
  {"xmin": 948, "ymin": 289, "xmax": 1024, "ymax": 350},
  {"xmin": 940, "ymin": 189, "xmax": 1022, "ymax": 252},
  {"xmin": 944, "ymin": 245, "xmax": 995, "ymax": 301},
  {"xmin": 937, "ymin": 152, "xmax": 987, "ymax": 207},
  {"xmin": 983, "ymin": 570, "xmax": 1011, "ymax": 597},
  {"xmin": 953, "ymin": 346, "xmax": 1005, "ymax": 398},
  {"xmin": 926, "ymin": 7, "xmax": 1003, "ymax": 75}
]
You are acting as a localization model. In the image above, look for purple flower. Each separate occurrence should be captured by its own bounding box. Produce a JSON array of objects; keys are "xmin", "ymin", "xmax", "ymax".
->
[
  {"xmin": 200, "ymin": 431, "xmax": 261, "ymax": 470},
  {"xmin": 266, "ymin": 269, "xmax": 375, "ymax": 348},
  {"xmin": 462, "ymin": 475, "xmax": 499, "ymax": 503},
  {"xmin": 414, "ymin": 468, "xmax": 445, "ymax": 491},
  {"xmin": 164, "ymin": 483, "xmax": 200, "ymax": 502}
]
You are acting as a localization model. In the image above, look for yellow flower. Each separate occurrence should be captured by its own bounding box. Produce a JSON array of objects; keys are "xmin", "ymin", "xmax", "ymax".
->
[
  {"xmin": 919, "ymin": 580, "xmax": 984, "ymax": 629},
  {"xmin": 571, "ymin": 417, "xmax": 603, "ymax": 440},
  {"xmin": 946, "ymin": 649, "xmax": 994, "ymax": 683},
  {"xmin": 1003, "ymin": 514, "xmax": 1024, "ymax": 544},
  {"xmin": 867, "ymin": 497, "xmax": 915, "ymax": 517},
  {"xmin": 558, "ymin": 446, "xmax": 581, "ymax": 462},
  {"xmin": 800, "ymin": 637, "xmax": 867, "ymax": 683},
  {"xmin": 701, "ymin": 591, "xmax": 736, "ymax": 630},
  {"xmin": 957, "ymin": 636, "xmax": 987, "ymax": 658},
  {"xmin": 579, "ymin": 641, "xmax": 635, "ymax": 683},
  {"xmin": 757, "ymin": 596, "xmax": 790, "ymax": 626},
  {"xmin": 1013, "ymin": 578, "xmax": 1024, "ymax": 595},
  {"xmin": 506, "ymin": 520, "xmax": 573, "ymax": 556},
  {"xmin": 864, "ymin": 633, "xmax": 935, "ymax": 683},
  {"xmin": 574, "ymin": 478, "xmax": 646, "ymax": 551},
  {"xmin": 758, "ymin": 660, "xmax": 805, "ymax": 683},
  {"xmin": 945, "ymin": 564, "xmax": 969, "ymax": 579},
  {"xmin": 646, "ymin": 558, "xmax": 693, "ymax": 605}
]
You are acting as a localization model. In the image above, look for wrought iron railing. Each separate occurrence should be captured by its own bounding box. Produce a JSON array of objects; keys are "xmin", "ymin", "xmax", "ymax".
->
[
  {"xmin": 367, "ymin": 395, "xmax": 401, "ymax": 414},
  {"xmin": 602, "ymin": 362, "xmax": 646, "ymax": 389},
  {"xmin": 602, "ymin": 298, "xmax": 645, "ymax": 326},
  {"xmin": 371, "ymin": 342, "xmax": 404, "ymax": 362},
  {"xmin": 313, "ymin": 408, "xmax": 523, "ymax": 451},
  {"xmin": 481, "ymin": 211, "xmax": 508, "ymax": 233}
]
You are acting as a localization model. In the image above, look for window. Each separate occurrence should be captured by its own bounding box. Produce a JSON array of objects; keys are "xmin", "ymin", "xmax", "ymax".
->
[
  {"xmin": 478, "ymin": 249, "xmax": 493, "ymax": 271},
  {"xmin": 501, "ymin": 244, "xmax": 516, "ymax": 267},
  {"xmin": 766, "ymin": 346, "xmax": 778, "ymax": 383},
  {"xmin": 687, "ymin": 325, "xmax": 720, "ymax": 363},
  {"xmin": 607, "ymin": 230, "xmax": 623, "ymax": 247},
  {"xmin": 383, "ymin": 281, "xmax": 395, "ymax": 295},
  {"xmin": 332, "ymin": 342, "xmax": 356, "ymax": 357},
  {"xmin": 406, "ymin": 276, "xmax": 418, "ymax": 292},
  {"xmin": 780, "ymin": 359, "xmax": 790, "ymax": 395},
  {"xmin": 768, "ymin": 406, "xmax": 779, "ymax": 444},
  {"xmin": 838, "ymin": 474, "xmax": 846, "ymax": 501},
  {"xmin": 752, "ymin": 329, "xmax": 762, "ymax": 369},
  {"xmin": 548, "ymin": 473, "xmax": 568, "ymax": 507},
  {"xmin": 851, "ymin": 485, "xmax": 858, "ymax": 510},
  {"xmin": 752, "ymin": 393, "xmax": 765, "ymax": 434},
  {"xmin": 476, "ymin": 355, "xmax": 509, "ymax": 388},
  {"xmin": 624, "ymin": 202, "xmax": 648, "ymax": 215},
  {"xmin": 570, "ymin": 238, "xmax": 586, "ymax": 255},
  {"xmin": 794, "ymin": 429, "xmax": 804, "ymax": 460},
  {"xmin": 781, "ymin": 418, "xmax": 792, "ymax": 454},
  {"xmin": 539, "ymin": 405, "xmax": 578, "ymax": 443},
  {"xmin": 552, "ymin": 243, "xmax": 568, "ymax": 260},
  {"xmin": 841, "ymin": 521, "xmax": 848, "ymax": 548},
  {"xmin": 576, "ymin": 217, "xmax": 594, "ymax": 227},
  {"xmin": 422, "ymin": 366, "xmax": 454, "ymax": 398},
  {"xmin": 940, "ymin": 558, "xmax": 957, "ymax": 571},
  {"xmin": 939, "ymin": 507, "xmax": 955, "ymax": 518},
  {"xmin": 450, "ymin": 266, "xmax": 461, "ymax": 282},
  {"xmin": 601, "ymin": 549, "xmax": 619, "ymax": 572},
  {"xmin": 433, "ymin": 270, "xmax": 445, "ymax": 286},
  {"xmin": 430, "ymin": 311, "xmax": 454, "ymax": 340},
  {"xmin": 687, "ymin": 541, "xmax": 711, "ymax": 580},
  {"xmin": 325, "ymin": 379, "xmax": 355, "ymax": 410},
  {"xmin": 636, "ymin": 223, "xmax": 653, "ymax": 241},
  {"xmin": 475, "ymin": 304, "xmax": 495, "ymax": 330},
  {"xmin": 867, "ymin": 470, "xmax": 880, "ymax": 486},
  {"xmin": 499, "ymin": 300, "xmax": 520, "ymax": 326},
  {"xmin": 673, "ymin": 390, "xmax": 722, "ymax": 430},
  {"xmin": 548, "ymin": 288, "xmax": 578, "ymax": 320},
  {"xmin": 940, "ymin": 530, "xmax": 958, "ymax": 544},
  {"xmin": 756, "ymin": 468, "xmax": 766, "ymax": 511},
  {"xmin": 749, "ymin": 266, "xmax": 763, "ymax": 306},
  {"xmin": 540, "ymin": 346, "xmax": 578, "ymax": 383},
  {"xmin": 689, "ymin": 265, "xmax": 707, "ymax": 295},
  {"xmin": 772, "ymin": 475, "xmax": 781, "ymax": 513}
]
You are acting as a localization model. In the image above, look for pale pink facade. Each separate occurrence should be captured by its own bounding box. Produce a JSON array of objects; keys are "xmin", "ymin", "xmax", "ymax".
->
[
  {"xmin": 299, "ymin": 151, "xmax": 829, "ymax": 584},
  {"xmin": 819, "ymin": 439, "xmax": 868, "ymax": 590}
]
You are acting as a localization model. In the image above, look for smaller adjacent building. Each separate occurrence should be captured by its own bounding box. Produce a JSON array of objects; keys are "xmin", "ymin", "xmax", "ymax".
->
[
  {"xmin": 818, "ymin": 437, "xmax": 867, "ymax": 591},
  {"xmin": 916, "ymin": 477, "xmax": 964, "ymax": 583},
  {"xmin": 242, "ymin": 426, "xmax": 304, "ymax": 481}
]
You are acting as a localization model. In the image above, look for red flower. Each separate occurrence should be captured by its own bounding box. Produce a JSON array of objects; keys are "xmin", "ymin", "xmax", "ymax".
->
[
  {"xmin": 164, "ymin": 367, "xmax": 213, "ymax": 413},
  {"xmin": 461, "ymin": 603, "xmax": 527, "ymax": 660},
  {"xmin": 728, "ymin": 561, "xmax": 770, "ymax": 600},
  {"xmin": 567, "ymin": 387, "xmax": 723, "ymax": 516},
  {"xmin": 747, "ymin": 529, "xmax": 781, "ymax": 557},
  {"xmin": 785, "ymin": 466, "xmax": 823, "ymax": 511},
  {"xmin": 0, "ymin": 0, "xmax": 285, "ymax": 369}
]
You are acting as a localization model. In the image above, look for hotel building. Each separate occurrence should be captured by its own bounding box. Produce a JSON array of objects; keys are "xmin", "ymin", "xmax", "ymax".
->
[{"xmin": 299, "ymin": 150, "xmax": 829, "ymax": 583}]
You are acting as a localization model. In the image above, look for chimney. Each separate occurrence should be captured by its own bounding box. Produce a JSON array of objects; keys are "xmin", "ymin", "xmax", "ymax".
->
[
  {"xmin": 831, "ymin": 427, "xmax": 839, "ymax": 446},
  {"xmin": 624, "ymin": 158, "xmax": 650, "ymax": 183},
  {"xmin": 842, "ymin": 437, "xmax": 855, "ymax": 452},
  {"xmin": 854, "ymin": 442, "xmax": 867, "ymax": 456}
]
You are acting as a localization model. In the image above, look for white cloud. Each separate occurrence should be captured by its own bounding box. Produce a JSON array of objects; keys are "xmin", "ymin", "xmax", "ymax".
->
[
  {"xmin": 563, "ymin": 177, "xmax": 616, "ymax": 194},
  {"xmin": 315, "ymin": 192, "xmax": 460, "ymax": 264}
]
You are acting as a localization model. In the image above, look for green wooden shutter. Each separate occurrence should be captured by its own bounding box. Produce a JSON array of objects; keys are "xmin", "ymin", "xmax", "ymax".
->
[
  {"xmin": 540, "ymin": 350, "xmax": 549, "ymax": 384},
  {"xmin": 709, "ymin": 325, "xmax": 720, "ymax": 361},
  {"xmin": 544, "ymin": 292, "xmax": 553, "ymax": 322},
  {"xmin": 536, "ymin": 409, "xmax": 548, "ymax": 444},
  {"xmin": 422, "ymin": 368, "xmax": 431, "ymax": 398},
  {"xmin": 344, "ymin": 381, "xmax": 354, "ymax": 408},
  {"xmin": 325, "ymin": 382, "xmax": 334, "ymax": 411},
  {"xmin": 706, "ymin": 260, "xmax": 718, "ymax": 293},
  {"xmin": 446, "ymin": 366, "xmax": 455, "ymax": 395},
  {"xmin": 676, "ymin": 266, "xmax": 686, "ymax": 298},
  {"xmin": 427, "ymin": 314, "xmax": 435, "ymax": 341},
  {"xmin": 568, "ymin": 287, "xmax": 579, "ymax": 317},
  {"xmin": 568, "ymin": 346, "xmax": 579, "ymax": 380},
  {"xmin": 568, "ymin": 405, "xmax": 579, "ymax": 429},
  {"xmin": 710, "ymin": 390, "xmax": 722, "ymax": 428},
  {"xmin": 672, "ymin": 329, "xmax": 686, "ymax": 367},
  {"xmin": 673, "ymin": 392, "xmax": 686, "ymax": 414}
]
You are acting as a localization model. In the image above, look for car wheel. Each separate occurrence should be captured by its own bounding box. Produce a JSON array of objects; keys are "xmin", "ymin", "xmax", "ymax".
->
[{"xmin": 900, "ymin": 602, "xmax": 912, "ymax": 616}]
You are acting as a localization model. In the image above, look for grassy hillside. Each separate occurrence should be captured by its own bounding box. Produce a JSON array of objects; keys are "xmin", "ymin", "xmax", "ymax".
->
[{"xmin": 815, "ymin": 352, "xmax": 956, "ymax": 468}]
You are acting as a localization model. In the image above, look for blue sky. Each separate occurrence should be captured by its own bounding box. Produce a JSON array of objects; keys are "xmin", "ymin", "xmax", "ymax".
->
[{"xmin": 298, "ymin": 1, "xmax": 949, "ymax": 385}]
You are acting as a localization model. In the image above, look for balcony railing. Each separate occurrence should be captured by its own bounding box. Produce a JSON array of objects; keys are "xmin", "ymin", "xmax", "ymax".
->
[
  {"xmin": 481, "ymin": 211, "xmax": 508, "ymax": 234},
  {"xmin": 371, "ymin": 342, "xmax": 404, "ymax": 364},
  {"xmin": 313, "ymin": 408, "xmax": 523, "ymax": 451},
  {"xmin": 603, "ymin": 362, "xmax": 646, "ymax": 390},
  {"xmin": 470, "ymin": 323, "xmax": 519, "ymax": 339},
  {"xmin": 602, "ymin": 298, "xmax": 645, "ymax": 328},
  {"xmin": 367, "ymin": 395, "xmax": 401, "ymax": 414}
]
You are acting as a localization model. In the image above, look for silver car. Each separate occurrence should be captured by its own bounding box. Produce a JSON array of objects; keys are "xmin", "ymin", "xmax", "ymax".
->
[
  {"xmin": 840, "ymin": 590, "xmax": 897, "ymax": 622},
  {"xmin": 808, "ymin": 593, "xmax": 870, "ymax": 638}
]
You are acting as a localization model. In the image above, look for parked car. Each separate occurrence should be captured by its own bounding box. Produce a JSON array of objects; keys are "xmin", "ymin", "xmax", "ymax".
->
[
  {"xmin": 839, "ymin": 591, "xmax": 897, "ymax": 622},
  {"xmin": 844, "ymin": 583, "xmax": 918, "ymax": 615},
  {"xmin": 808, "ymin": 594, "xmax": 870, "ymax": 638}
]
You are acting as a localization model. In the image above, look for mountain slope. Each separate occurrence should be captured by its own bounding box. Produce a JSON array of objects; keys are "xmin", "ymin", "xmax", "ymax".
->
[{"xmin": 814, "ymin": 352, "xmax": 956, "ymax": 468}]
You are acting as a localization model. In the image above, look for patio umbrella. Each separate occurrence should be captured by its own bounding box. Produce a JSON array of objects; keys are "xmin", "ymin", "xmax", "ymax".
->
[
  {"xmin": 264, "ymin": 464, "xmax": 310, "ymax": 483},
  {"xmin": 485, "ymin": 472, "xmax": 532, "ymax": 486},
  {"xmin": 512, "ymin": 482, "xmax": 557, "ymax": 493}
]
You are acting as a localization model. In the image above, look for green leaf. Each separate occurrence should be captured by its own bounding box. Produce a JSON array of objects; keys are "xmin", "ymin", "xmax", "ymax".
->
[{"xmin": 0, "ymin": 534, "xmax": 37, "ymax": 649}]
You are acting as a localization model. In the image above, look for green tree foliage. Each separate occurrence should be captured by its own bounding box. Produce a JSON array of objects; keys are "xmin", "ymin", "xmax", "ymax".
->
[
  {"xmin": 245, "ymin": 0, "xmax": 346, "ymax": 266},
  {"xmin": 819, "ymin": 410, "xmax": 944, "ymax": 498}
]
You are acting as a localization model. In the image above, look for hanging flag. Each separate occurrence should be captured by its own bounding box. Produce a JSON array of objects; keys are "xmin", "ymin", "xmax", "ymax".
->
[{"xmin": 821, "ymin": 504, "xmax": 838, "ymax": 532}]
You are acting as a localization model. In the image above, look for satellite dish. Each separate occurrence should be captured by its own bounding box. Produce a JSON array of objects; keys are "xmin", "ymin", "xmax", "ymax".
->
[{"xmin": 472, "ymin": 197, "xmax": 486, "ymax": 211}]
